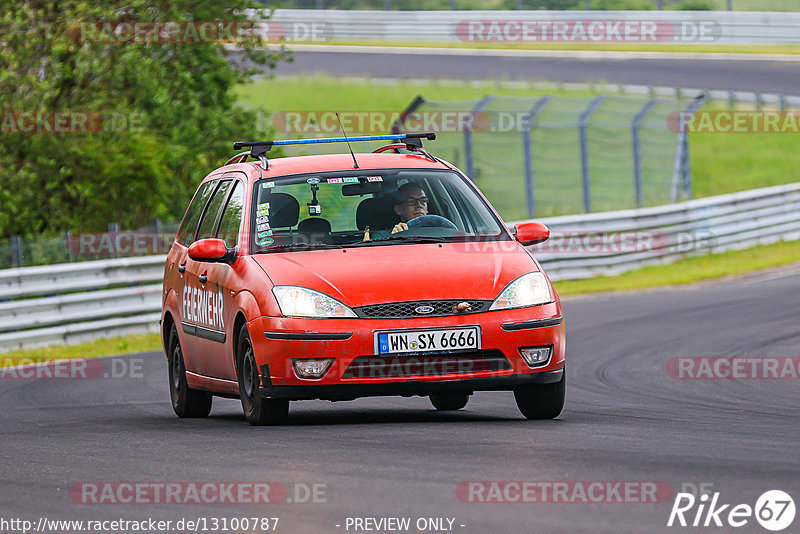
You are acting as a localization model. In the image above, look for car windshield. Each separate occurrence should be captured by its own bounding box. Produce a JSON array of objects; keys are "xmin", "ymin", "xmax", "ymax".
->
[{"xmin": 250, "ymin": 169, "xmax": 509, "ymax": 252}]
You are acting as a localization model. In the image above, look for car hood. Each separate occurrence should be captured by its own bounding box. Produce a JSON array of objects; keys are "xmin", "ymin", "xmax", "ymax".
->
[{"xmin": 252, "ymin": 242, "xmax": 538, "ymax": 307}]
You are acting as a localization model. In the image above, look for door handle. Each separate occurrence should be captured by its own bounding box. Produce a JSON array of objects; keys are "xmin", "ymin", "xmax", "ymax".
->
[
  {"xmin": 178, "ymin": 262, "xmax": 186, "ymax": 273},
  {"xmin": 199, "ymin": 273, "xmax": 208, "ymax": 284}
]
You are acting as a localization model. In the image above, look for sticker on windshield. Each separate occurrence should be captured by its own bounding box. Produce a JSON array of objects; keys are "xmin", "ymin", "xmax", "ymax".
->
[
  {"xmin": 261, "ymin": 181, "xmax": 275, "ymax": 189},
  {"xmin": 257, "ymin": 230, "xmax": 272, "ymax": 239},
  {"xmin": 257, "ymin": 223, "xmax": 270, "ymax": 232},
  {"xmin": 326, "ymin": 178, "xmax": 343, "ymax": 184},
  {"xmin": 256, "ymin": 203, "xmax": 270, "ymax": 217},
  {"xmin": 257, "ymin": 237, "xmax": 274, "ymax": 247},
  {"xmin": 343, "ymin": 177, "xmax": 359, "ymax": 183},
  {"xmin": 367, "ymin": 176, "xmax": 383, "ymax": 182},
  {"xmin": 256, "ymin": 216, "xmax": 269, "ymax": 224}
]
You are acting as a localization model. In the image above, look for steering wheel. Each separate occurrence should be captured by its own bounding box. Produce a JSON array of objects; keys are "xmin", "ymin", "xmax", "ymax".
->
[{"xmin": 406, "ymin": 214, "xmax": 458, "ymax": 230}]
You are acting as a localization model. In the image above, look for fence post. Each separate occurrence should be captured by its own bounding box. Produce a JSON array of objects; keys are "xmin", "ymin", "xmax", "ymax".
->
[
  {"xmin": 632, "ymin": 98, "xmax": 658, "ymax": 209},
  {"xmin": 108, "ymin": 222, "xmax": 120, "ymax": 259},
  {"xmin": 10, "ymin": 235, "xmax": 23, "ymax": 268},
  {"xmin": 578, "ymin": 95, "xmax": 606, "ymax": 213},
  {"xmin": 672, "ymin": 93, "xmax": 706, "ymax": 202},
  {"xmin": 65, "ymin": 231, "xmax": 73, "ymax": 262},
  {"xmin": 464, "ymin": 95, "xmax": 494, "ymax": 180},
  {"xmin": 779, "ymin": 94, "xmax": 787, "ymax": 114},
  {"xmin": 521, "ymin": 95, "xmax": 552, "ymax": 218}
]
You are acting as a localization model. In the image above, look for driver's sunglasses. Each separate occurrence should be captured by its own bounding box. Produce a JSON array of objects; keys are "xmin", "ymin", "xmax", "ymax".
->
[{"xmin": 403, "ymin": 196, "xmax": 428, "ymax": 207}]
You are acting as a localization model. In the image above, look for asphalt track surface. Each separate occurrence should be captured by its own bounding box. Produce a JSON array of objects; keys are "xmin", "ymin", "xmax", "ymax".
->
[
  {"xmin": 272, "ymin": 47, "xmax": 800, "ymax": 94},
  {"xmin": 2, "ymin": 267, "xmax": 799, "ymax": 533}
]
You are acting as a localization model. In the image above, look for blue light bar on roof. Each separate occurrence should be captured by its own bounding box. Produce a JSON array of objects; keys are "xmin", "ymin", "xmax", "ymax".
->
[{"xmin": 233, "ymin": 132, "xmax": 435, "ymax": 150}]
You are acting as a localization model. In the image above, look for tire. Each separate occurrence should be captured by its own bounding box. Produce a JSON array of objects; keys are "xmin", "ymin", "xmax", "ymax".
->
[
  {"xmin": 513, "ymin": 372, "xmax": 565, "ymax": 420},
  {"xmin": 430, "ymin": 393, "xmax": 470, "ymax": 411},
  {"xmin": 167, "ymin": 323, "xmax": 212, "ymax": 418},
  {"xmin": 236, "ymin": 323, "xmax": 289, "ymax": 426}
]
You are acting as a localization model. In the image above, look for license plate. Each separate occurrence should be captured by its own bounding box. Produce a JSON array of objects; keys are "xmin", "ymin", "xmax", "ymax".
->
[{"xmin": 376, "ymin": 326, "xmax": 481, "ymax": 355}]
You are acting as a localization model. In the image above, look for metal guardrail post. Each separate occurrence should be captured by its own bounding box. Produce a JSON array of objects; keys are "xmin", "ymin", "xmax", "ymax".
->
[
  {"xmin": 632, "ymin": 98, "xmax": 659, "ymax": 209},
  {"xmin": 521, "ymin": 96, "xmax": 552, "ymax": 218},
  {"xmin": 464, "ymin": 95, "xmax": 494, "ymax": 180},
  {"xmin": 578, "ymin": 95, "xmax": 606, "ymax": 213},
  {"xmin": 779, "ymin": 94, "xmax": 788, "ymax": 114},
  {"xmin": 10, "ymin": 236, "xmax": 23, "ymax": 268}
]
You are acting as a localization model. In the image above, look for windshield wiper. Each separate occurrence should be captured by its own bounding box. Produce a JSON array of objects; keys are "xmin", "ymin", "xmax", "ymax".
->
[
  {"xmin": 372, "ymin": 235, "xmax": 449, "ymax": 244},
  {"xmin": 261, "ymin": 242, "xmax": 340, "ymax": 253}
]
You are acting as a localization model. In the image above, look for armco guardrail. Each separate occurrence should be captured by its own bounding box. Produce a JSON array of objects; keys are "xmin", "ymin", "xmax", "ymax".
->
[
  {"xmin": 267, "ymin": 10, "xmax": 800, "ymax": 45},
  {"xmin": 1, "ymin": 182, "xmax": 799, "ymax": 351}
]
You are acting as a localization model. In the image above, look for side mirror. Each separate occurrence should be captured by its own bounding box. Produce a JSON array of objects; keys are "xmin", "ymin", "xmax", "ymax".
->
[
  {"xmin": 188, "ymin": 238, "xmax": 235, "ymax": 264},
  {"xmin": 514, "ymin": 222, "xmax": 550, "ymax": 246}
]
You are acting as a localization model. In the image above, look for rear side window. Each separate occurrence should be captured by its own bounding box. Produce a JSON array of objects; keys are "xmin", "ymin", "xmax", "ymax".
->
[
  {"xmin": 177, "ymin": 181, "xmax": 216, "ymax": 245},
  {"xmin": 197, "ymin": 180, "xmax": 233, "ymax": 240},
  {"xmin": 217, "ymin": 181, "xmax": 244, "ymax": 248}
]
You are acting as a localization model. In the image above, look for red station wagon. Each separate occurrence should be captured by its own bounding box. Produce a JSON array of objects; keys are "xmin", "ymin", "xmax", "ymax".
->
[{"xmin": 161, "ymin": 133, "xmax": 565, "ymax": 425}]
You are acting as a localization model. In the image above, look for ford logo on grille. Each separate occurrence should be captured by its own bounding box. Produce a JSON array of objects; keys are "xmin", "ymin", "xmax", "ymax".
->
[{"xmin": 415, "ymin": 305, "xmax": 435, "ymax": 315}]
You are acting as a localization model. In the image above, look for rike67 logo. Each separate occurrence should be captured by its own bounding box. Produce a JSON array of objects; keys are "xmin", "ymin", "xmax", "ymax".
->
[{"xmin": 668, "ymin": 489, "xmax": 795, "ymax": 531}]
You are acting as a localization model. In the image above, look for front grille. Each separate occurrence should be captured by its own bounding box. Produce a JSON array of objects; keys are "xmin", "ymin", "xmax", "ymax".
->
[
  {"xmin": 342, "ymin": 349, "xmax": 510, "ymax": 379},
  {"xmin": 355, "ymin": 300, "xmax": 491, "ymax": 318}
]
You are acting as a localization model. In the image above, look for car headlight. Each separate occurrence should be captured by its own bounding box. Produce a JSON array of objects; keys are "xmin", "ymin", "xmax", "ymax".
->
[
  {"xmin": 272, "ymin": 286, "xmax": 357, "ymax": 318},
  {"xmin": 489, "ymin": 272, "xmax": 552, "ymax": 311}
]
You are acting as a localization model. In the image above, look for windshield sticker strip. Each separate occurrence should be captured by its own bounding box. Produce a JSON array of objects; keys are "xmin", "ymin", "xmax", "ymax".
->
[
  {"xmin": 367, "ymin": 176, "xmax": 383, "ymax": 182},
  {"xmin": 326, "ymin": 178, "xmax": 343, "ymax": 184}
]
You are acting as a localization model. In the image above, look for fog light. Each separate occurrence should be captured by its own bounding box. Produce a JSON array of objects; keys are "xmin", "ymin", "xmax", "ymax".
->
[
  {"xmin": 292, "ymin": 358, "xmax": 334, "ymax": 380},
  {"xmin": 519, "ymin": 346, "xmax": 551, "ymax": 368}
]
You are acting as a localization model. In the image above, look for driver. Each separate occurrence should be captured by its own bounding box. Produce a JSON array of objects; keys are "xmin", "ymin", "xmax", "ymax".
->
[{"xmin": 391, "ymin": 183, "xmax": 429, "ymax": 234}]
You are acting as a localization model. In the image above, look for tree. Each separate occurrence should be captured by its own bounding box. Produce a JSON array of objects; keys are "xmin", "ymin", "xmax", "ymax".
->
[{"xmin": 0, "ymin": 0, "xmax": 289, "ymax": 237}]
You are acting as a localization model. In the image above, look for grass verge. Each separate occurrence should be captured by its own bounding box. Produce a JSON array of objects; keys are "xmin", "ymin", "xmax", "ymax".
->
[
  {"xmin": 0, "ymin": 333, "xmax": 162, "ymax": 367},
  {"xmin": 293, "ymin": 41, "xmax": 800, "ymax": 56},
  {"xmin": 553, "ymin": 238, "xmax": 800, "ymax": 296}
]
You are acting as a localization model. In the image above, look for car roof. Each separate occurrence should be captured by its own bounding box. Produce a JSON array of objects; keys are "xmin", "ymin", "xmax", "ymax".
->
[{"xmin": 203, "ymin": 152, "xmax": 454, "ymax": 185}]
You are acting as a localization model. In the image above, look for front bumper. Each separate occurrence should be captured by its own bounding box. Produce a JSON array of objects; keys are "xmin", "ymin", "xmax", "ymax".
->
[
  {"xmin": 260, "ymin": 368, "xmax": 563, "ymax": 401},
  {"xmin": 249, "ymin": 302, "xmax": 565, "ymax": 401}
]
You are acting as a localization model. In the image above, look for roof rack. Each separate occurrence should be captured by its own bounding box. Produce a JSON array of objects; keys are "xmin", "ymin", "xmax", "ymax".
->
[{"xmin": 228, "ymin": 133, "xmax": 436, "ymax": 170}]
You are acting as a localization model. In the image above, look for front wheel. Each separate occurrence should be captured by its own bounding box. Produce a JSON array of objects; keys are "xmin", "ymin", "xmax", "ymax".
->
[
  {"xmin": 513, "ymin": 372, "xmax": 565, "ymax": 420},
  {"xmin": 167, "ymin": 324, "xmax": 212, "ymax": 418},
  {"xmin": 430, "ymin": 393, "xmax": 469, "ymax": 411},
  {"xmin": 237, "ymin": 323, "xmax": 289, "ymax": 426}
]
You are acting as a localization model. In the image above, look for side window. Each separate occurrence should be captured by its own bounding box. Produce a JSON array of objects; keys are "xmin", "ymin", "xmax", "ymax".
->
[
  {"xmin": 217, "ymin": 181, "xmax": 243, "ymax": 248},
  {"xmin": 177, "ymin": 181, "xmax": 217, "ymax": 245},
  {"xmin": 197, "ymin": 180, "xmax": 233, "ymax": 240}
]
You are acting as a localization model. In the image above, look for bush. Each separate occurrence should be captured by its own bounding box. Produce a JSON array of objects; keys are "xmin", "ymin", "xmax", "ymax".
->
[{"xmin": 0, "ymin": 0, "xmax": 289, "ymax": 238}]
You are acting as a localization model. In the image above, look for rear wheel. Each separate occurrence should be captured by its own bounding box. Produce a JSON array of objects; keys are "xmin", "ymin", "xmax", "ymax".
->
[
  {"xmin": 514, "ymin": 372, "xmax": 565, "ymax": 420},
  {"xmin": 237, "ymin": 323, "xmax": 289, "ymax": 426},
  {"xmin": 167, "ymin": 324, "xmax": 212, "ymax": 418},
  {"xmin": 430, "ymin": 393, "xmax": 469, "ymax": 411}
]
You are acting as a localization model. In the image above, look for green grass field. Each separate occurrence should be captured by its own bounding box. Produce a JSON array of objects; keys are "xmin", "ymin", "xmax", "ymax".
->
[
  {"xmin": 0, "ymin": 334, "xmax": 162, "ymax": 367},
  {"xmin": 237, "ymin": 75, "xmax": 800, "ymax": 213}
]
